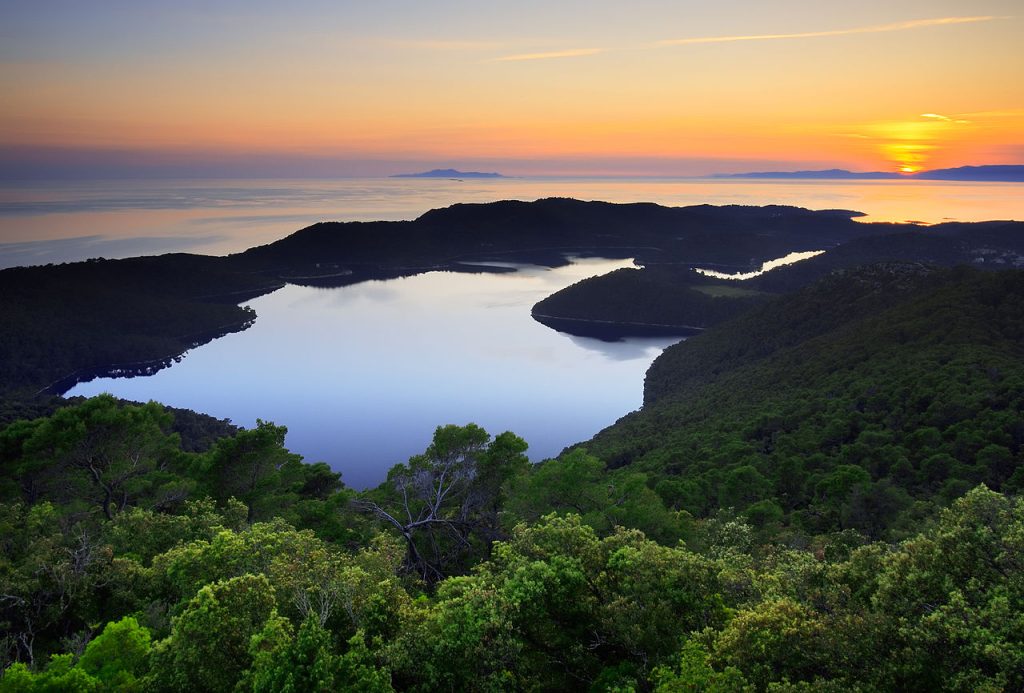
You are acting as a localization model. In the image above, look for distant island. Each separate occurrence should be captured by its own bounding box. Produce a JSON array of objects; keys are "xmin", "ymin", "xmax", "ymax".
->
[
  {"xmin": 717, "ymin": 164, "xmax": 1024, "ymax": 182},
  {"xmin": 391, "ymin": 168, "xmax": 505, "ymax": 179}
]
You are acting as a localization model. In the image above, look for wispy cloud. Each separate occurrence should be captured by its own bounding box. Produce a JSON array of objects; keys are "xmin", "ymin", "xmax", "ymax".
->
[
  {"xmin": 487, "ymin": 16, "xmax": 1003, "ymax": 65},
  {"xmin": 659, "ymin": 16, "xmax": 1001, "ymax": 46},
  {"xmin": 921, "ymin": 113, "xmax": 971, "ymax": 124},
  {"xmin": 490, "ymin": 48, "xmax": 604, "ymax": 62}
]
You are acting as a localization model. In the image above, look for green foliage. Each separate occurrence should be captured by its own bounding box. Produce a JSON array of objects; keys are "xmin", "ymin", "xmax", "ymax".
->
[
  {"xmin": 193, "ymin": 420, "xmax": 307, "ymax": 523},
  {"xmin": 506, "ymin": 448, "xmax": 687, "ymax": 543},
  {"xmin": 358, "ymin": 424, "xmax": 529, "ymax": 583},
  {"xmin": 76, "ymin": 617, "xmax": 152, "ymax": 691},
  {"xmin": 390, "ymin": 514, "xmax": 727, "ymax": 689},
  {"xmin": 0, "ymin": 395, "xmax": 350, "ymax": 538},
  {"xmin": 864, "ymin": 486, "xmax": 1024, "ymax": 691},
  {"xmin": 148, "ymin": 574, "xmax": 277, "ymax": 692},
  {"xmin": 0, "ymin": 617, "xmax": 150, "ymax": 692},
  {"xmin": 0, "ymin": 394, "xmax": 183, "ymax": 519},
  {"xmin": 0, "ymin": 501, "xmax": 111, "ymax": 668},
  {"xmin": 0, "ymin": 656, "xmax": 102, "ymax": 692},
  {"xmin": 105, "ymin": 498, "xmax": 243, "ymax": 564},
  {"xmin": 1, "ymin": 486, "xmax": 1020, "ymax": 691},
  {"xmin": 533, "ymin": 266, "xmax": 767, "ymax": 336},
  {"xmin": 708, "ymin": 598, "xmax": 834, "ymax": 689},
  {"xmin": 0, "ymin": 395, "xmax": 358, "ymax": 672},
  {"xmin": 652, "ymin": 640, "xmax": 753, "ymax": 692},
  {"xmin": 246, "ymin": 612, "xmax": 295, "ymax": 692},
  {"xmin": 587, "ymin": 267, "xmax": 1024, "ymax": 540},
  {"xmin": 247, "ymin": 617, "xmax": 393, "ymax": 693}
]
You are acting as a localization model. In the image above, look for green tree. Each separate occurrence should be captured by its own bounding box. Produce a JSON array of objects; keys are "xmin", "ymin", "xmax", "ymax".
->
[
  {"xmin": 719, "ymin": 465, "xmax": 772, "ymax": 510},
  {"xmin": 0, "ymin": 502, "xmax": 110, "ymax": 669},
  {"xmin": 148, "ymin": 574, "xmax": 276, "ymax": 692},
  {"xmin": 868, "ymin": 486, "xmax": 1024, "ymax": 691},
  {"xmin": 0, "ymin": 655, "xmax": 102, "ymax": 692},
  {"xmin": 196, "ymin": 420, "xmax": 304, "ymax": 524},
  {"xmin": 393, "ymin": 514, "xmax": 726, "ymax": 689},
  {"xmin": 14, "ymin": 395, "xmax": 181, "ymax": 519},
  {"xmin": 506, "ymin": 449, "xmax": 686, "ymax": 542},
  {"xmin": 247, "ymin": 616, "xmax": 393, "ymax": 693},
  {"xmin": 652, "ymin": 640, "xmax": 753, "ymax": 692},
  {"xmin": 76, "ymin": 616, "xmax": 152, "ymax": 691},
  {"xmin": 708, "ymin": 598, "xmax": 834, "ymax": 690},
  {"xmin": 357, "ymin": 424, "xmax": 528, "ymax": 583}
]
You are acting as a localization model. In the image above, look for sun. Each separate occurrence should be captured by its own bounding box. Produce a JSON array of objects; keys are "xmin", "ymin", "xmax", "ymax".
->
[{"xmin": 900, "ymin": 165, "xmax": 918, "ymax": 174}]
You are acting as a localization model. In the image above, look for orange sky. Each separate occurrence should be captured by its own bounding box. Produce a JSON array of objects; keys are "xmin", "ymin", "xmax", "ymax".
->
[{"xmin": 1, "ymin": 1, "xmax": 1021, "ymax": 176}]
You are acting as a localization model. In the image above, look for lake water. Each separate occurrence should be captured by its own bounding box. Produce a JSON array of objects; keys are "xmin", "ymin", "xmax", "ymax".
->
[
  {"xmin": 12, "ymin": 176, "xmax": 1024, "ymax": 487},
  {"xmin": 68, "ymin": 257, "xmax": 680, "ymax": 488}
]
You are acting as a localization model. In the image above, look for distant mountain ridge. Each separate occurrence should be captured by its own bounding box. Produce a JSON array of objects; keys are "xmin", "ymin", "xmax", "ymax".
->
[
  {"xmin": 391, "ymin": 168, "xmax": 504, "ymax": 178},
  {"xmin": 719, "ymin": 168, "xmax": 900, "ymax": 180},
  {"xmin": 913, "ymin": 165, "xmax": 1024, "ymax": 181},
  {"xmin": 717, "ymin": 164, "xmax": 1024, "ymax": 182}
]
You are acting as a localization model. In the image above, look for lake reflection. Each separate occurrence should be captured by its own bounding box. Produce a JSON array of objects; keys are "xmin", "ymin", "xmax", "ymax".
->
[{"xmin": 68, "ymin": 258, "xmax": 681, "ymax": 488}]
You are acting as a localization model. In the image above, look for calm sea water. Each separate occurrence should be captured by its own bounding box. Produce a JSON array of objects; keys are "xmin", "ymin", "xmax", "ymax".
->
[
  {"xmin": 2, "ymin": 177, "xmax": 1022, "ymax": 268},
  {"xmin": 13, "ymin": 177, "xmax": 1024, "ymax": 487}
]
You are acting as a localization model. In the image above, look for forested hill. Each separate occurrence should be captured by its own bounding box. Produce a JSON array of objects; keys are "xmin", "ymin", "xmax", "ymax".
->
[
  {"xmin": 751, "ymin": 219, "xmax": 1024, "ymax": 293},
  {"xmin": 532, "ymin": 219, "xmax": 1024, "ymax": 338},
  {"xmin": 644, "ymin": 263, "xmax": 1015, "ymax": 405},
  {"xmin": 532, "ymin": 265, "xmax": 769, "ymax": 338},
  {"xmin": 0, "ymin": 255, "xmax": 282, "ymax": 398},
  {"xmin": 231, "ymin": 199, "xmax": 878, "ymax": 275},
  {"xmin": 582, "ymin": 265, "xmax": 1024, "ymax": 536}
]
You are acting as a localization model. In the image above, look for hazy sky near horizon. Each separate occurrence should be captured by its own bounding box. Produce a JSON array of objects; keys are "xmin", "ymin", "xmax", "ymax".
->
[{"xmin": 2, "ymin": 0, "xmax": 1022, "ymax": 177}]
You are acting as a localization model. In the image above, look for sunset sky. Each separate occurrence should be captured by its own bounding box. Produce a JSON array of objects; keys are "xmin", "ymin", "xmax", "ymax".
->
[{"xmin": 2, "ymin": 0, "xmax": 1022, "ymax": 177}]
